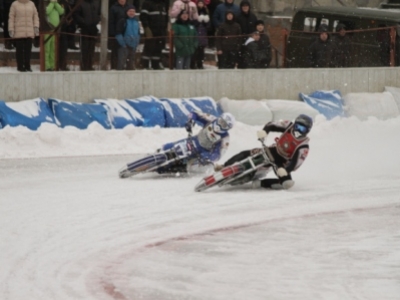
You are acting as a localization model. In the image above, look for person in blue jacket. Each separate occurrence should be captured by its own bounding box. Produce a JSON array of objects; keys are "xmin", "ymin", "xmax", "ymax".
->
[
  {"xmin": 115, "ymin": 4, "xmax": 140, "ymax": 70},
  {"xmin": 212, "ymin": 0, "xmax": 240, "ymax": 30}
]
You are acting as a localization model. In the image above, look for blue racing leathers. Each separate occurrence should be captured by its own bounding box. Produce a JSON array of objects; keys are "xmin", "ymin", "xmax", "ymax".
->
[{"xmin": 161, "ymin": 111, "xmax": 230, "ymax": 165}]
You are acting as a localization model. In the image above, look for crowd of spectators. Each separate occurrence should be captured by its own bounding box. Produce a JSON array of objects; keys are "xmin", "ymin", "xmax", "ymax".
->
[
  {"xmin": 0, "ymin": 0, "xmax": 274, "ymax": 71},
  {"xmin": 0, "ymin": 0, "xmax": 353, "ymax": 71}
]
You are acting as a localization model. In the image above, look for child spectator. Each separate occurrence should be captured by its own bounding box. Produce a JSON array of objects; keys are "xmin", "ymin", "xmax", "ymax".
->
[
  {"xmin": 241, "ymin": 31, "xmax": 262, "ymax": 68},
  {"xmin": 172, "ymin": 10, "xmax": 198, "ymax": 69},
  {"xmin": 255, "ymin": 19, "xmax": 271, "ymax": 68},
  {"xmin": 115, "ymin": 4, "xmax": 140, "ymax": 70}
]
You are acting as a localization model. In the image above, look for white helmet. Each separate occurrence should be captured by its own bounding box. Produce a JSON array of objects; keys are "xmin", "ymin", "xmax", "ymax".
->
[{"xmin": 213, "ymin": 112, "xmax": 235, "ymax": 133}]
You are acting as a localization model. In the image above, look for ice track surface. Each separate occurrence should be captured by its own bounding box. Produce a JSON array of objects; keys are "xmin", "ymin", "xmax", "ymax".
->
[{"xmin": 1, "ymin": 117, "xmax": 400, "ymax": 300}]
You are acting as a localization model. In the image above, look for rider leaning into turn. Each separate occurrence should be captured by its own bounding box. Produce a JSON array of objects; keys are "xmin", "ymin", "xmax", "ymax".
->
[
  {"xmin": 217, "ymin": 114, "xmax": 313, "ymax": 190},
  {"xmin": 158, "ymin": 110, "xmax": 235, "ymax": 173}
]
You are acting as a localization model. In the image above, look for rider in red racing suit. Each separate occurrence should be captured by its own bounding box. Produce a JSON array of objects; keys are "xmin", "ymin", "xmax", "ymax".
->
[{"xmin": 220, "ymin": 114, "xmax": 313, "ymax": 190}]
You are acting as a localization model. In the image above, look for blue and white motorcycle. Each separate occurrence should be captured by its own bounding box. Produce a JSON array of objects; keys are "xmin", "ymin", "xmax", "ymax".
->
[
  {"xmin": 119, "ymin": 135, "xmax": 213, "ymax": 178},
  {"xmin": 118, "ymin": 112, "xmax": 235, "ymax": 178}
]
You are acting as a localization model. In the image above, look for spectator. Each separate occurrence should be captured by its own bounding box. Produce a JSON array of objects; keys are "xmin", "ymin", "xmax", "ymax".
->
[
  {"xmin": 109, "ymin": 0, "xmax": 128, "ymax": 70},
  {"xmin": 215, "ymin": 11, "xmax": 241, "ymax": 69},
  {"xmin": 45, "ymin": 0, "xmax": 64, "ymax": 71},
  {"xmin": 74, "ymin": 0, "xmax": 101, "ymax": 71},
  {"xmin": 255, "ymin": 19, "xmax": 271, "ymax": 68},
  {"xmin": 3, "ymin": 0, "xmax": 15, "ymax": 49},
  {"xmin": 8, "ymin": 0, "xmax": 39, "ymax": 72},
  {"xmin": 191, "ymin": 0, "xmax": 209, "ymax": 69},
  {"xmin": 58, "ymin": 0, "xmax": 78, "ymax": 71},
  {"xmin": 241, "ymin": 31, "xmax": 263, "ymax": 68},
  {"xmin": 115, "ymin": 4, "xmax": 140, "ymax": 70},
  {"xmin": 140, "ymin": 0, "xmax": 169, "ymax": 70},
  {"xmin": 377, "ymin": 25, "xmax": 391, "ymax": 66},
  {"xmin": 63, "ymin": 0, "xmax": 78, "ymax": 50},
  {"xmin": 172, "ymin": 10, "xmax": 198, "ymax": 69},
  {"xmin": 236, "ymin": 0, "xmax": 256, "ymax": 40},
  {"xmin": 236, "ymin": 0, "xmax": 257, "ymax": 68},
  {"xmin": 332, "ymin": 23, "xmax": 351, "ymax": 68},
  {"xmin": 206, "ymin": 0, "xmax": 221, "ymax": 47},
  {"xmin": 170, "ymin": 0, "xmax": 198, "ymax": 22},
  {"xmin": 212, "ymin": 0, "xmax": 239, "ymax": 30},
  {"xmin": 307, "ymin": 24, "xmax": 336, "ymax": 68}
]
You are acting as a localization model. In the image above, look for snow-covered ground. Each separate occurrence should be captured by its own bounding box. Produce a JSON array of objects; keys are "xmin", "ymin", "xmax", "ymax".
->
[{"xmin": 1, "ymin": 115, "xmax": 400, "ymax": 300}]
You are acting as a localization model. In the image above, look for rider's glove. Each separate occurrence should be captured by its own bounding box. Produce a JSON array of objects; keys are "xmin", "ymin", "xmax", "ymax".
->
[
  {"xmin": 257, "ymin": 130, "xmax": 267, "ymax": 140},
  {"xmin": 185, "ymin": 120, "xmax": 193, "ymax": 134}
]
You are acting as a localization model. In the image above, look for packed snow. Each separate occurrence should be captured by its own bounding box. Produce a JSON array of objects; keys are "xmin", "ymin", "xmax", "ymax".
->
[{"xmin": 1, "ymin": 114, "xmax": 400, "ymax": 300}]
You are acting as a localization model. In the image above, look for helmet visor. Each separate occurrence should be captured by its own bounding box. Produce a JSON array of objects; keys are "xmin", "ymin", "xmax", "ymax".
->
[
  {"xmin": 294, "ymin": 123, "xmax": 308, "ymax": 134},
  {"xmin": 217, "ymin": 117, "xmax": 230, "ymax": 130}
]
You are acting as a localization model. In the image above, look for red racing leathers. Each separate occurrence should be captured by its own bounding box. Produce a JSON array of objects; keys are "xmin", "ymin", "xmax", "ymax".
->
[{"xmin": 222, "ymin": 119, "xmax": 310, "ymax": 189}]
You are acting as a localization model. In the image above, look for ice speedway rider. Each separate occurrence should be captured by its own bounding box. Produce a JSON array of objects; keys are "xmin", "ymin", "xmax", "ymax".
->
[
  {"xmin": 156, "ymin": 110, "xmax": 236, "ymax": 173},
  {"xmin": 215, "ymin": 114, "xmax": 313, "ymax": 189}
]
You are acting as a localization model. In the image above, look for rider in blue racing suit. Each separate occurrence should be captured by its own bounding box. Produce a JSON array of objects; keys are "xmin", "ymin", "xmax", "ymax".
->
[{"xmin": 157, "ymin": 110, "xmax": 235, "ymax": 173}]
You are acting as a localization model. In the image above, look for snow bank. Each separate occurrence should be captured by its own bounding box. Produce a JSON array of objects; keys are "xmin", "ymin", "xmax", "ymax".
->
[
  {"xmin": 1, "ymin": 114, "xmax": 400, "ymax": 159},
  {"xmin": 384, "ymin": 86, "xmax": 400, "ymax": 108},
  {"xmin": 218, "ymin": 97, "xmax": 319, "ymax": 125},
  {"xmin": 343, "ymin": 92, "xmax": 400, "ymax": 120},
  {"xmin": 261, "ymin": 99, "xmax": 319, "ymax": 122},
  {"xmin": 1, "ymin": 91, "xmax": 400, "ymax": 159},
  {"xmin": 218, "ymin": 97, "xmax": 273, "ymax": 125}
]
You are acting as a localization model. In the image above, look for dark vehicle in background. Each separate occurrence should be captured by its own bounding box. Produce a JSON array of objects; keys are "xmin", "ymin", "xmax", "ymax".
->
[{"xmin": 286, "ymin": 6, "xmax": 400, "ymax": 68}]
